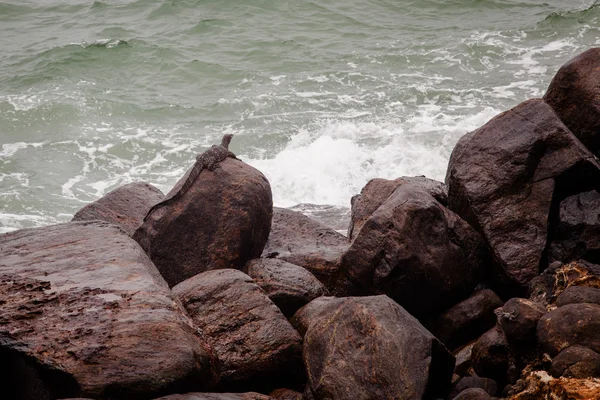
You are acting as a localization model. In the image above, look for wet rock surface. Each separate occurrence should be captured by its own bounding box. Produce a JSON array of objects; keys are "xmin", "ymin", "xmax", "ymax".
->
[
  {"xmin": 71, "ymin": 182, "xmax": 164, "ymax": 236},
  {"xmin": 244, "ymin": 258, "xmax": 328, "ymax": 318},
  {"xmin": 172, "ymin": 269, "xmax": 303, "ymax": 392},
  {"xmin": 134, "ymin": 157, "xmax": 272, "ymax": 287},
  {"xmin": 0, "ymin": 221, "xmax": 219, "ymax": 400}
]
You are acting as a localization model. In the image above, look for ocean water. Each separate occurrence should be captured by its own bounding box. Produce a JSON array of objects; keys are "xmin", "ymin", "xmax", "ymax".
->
[{"xmin": 1, "ymin": 0, "xmax": 599, "ymax": 233}]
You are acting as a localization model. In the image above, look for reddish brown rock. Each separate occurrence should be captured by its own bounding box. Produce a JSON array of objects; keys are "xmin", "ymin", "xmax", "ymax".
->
[
  {"xmin": 496, "ymin": 298, "xmax": 547, "ymax": 345},
  {"xmin": 472, "ymin": 326, "xmax": 509, "ymax": 385},
  {"xmin": 537, "ymin": 303, "xmax": 600, "ymax": 356},
  {"xmin": 556, "ymin": 286, "xmax": 600, "ymax": 307},
  {"xmin": 341, "ymin": 183, "xmax": 486, "ymax": 318},
  {"xmin": 446, "ymin": 98, "xmax": 600, "ymax": 289},
  {"xmin": 298, "ymin": 295, "xmax": 455, "ymax": 400},
  {"xmin": 0, "ymin": 221, "xmax": 219, "ymax": 400},
  {"xmin": 133, "ymin": 157, "xmax": 272, "ymax": 287},
  {"xmin": 544, "ymin": 47, "xmax": 600, "ymax": 156},
  {"xmin": 262, "ymin": 207, "xmax": 348, "ymax": 292},
  {"xmin": 153, "ymin": 394, "xmax": 271, "ymax": 400},
  {"xmin": 72, "ymin": 182, "xmax": 164, "ymax": 236},
  {"xmin": 268, "ymin": 388, "xmax": 302, "ymax": 400},
  {"xmin": 244, "ymin": 258, "xmax": 328, "ymax": 318},
  {"xmin": 172, "ymin": 269, "xmax": 303, "ymax": 392},
  {"xmin": 549, "ymin": 346, "xmax": 600, "ymax": 379},
  {"xmin": 433, "ymin": 289, "xmax": 503, "ymax": 351},
  {"xmin": 507, "ymin": 370, "xmax": 600, "ymax": 400}
]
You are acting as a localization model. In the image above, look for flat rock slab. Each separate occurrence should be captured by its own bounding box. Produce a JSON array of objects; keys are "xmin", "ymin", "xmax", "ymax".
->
[
  {"xmin": 0, "ymin": 221, "xmax": 218, "ymax": 400},
  {"xmin": 72, "ymin": 182, "xmax": 164, "ymax": 236},
  {"xmin": 173, "ymin": 269, "xmax": 303, "ymax": 392},
  {"xmin": 134, "ymin": 158, "xmax": 272, "ymax": 287},
  {"xmin": 297, "ymin": 295, "xmax": 455, "ymax": 400},
  {"xmin": 244, "ymin": 258, "xmax": 328, "ymax": 318},
  {"xmin": 154, "ymin": 393, "xmax": 271, "ymax": 400}
]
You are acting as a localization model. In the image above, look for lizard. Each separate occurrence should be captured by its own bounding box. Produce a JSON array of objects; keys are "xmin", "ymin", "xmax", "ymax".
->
[{"xmin": 143, "ymin": 133, "xmax": 237, "ymax": 221}]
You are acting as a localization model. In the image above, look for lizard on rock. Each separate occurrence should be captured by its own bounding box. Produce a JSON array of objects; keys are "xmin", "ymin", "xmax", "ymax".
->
[{"xmin": 144, "ymin": 134, "xmax": 237, "ymax": 221}]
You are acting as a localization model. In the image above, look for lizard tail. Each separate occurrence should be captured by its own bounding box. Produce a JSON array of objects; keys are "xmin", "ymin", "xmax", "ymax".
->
[{"xmin": 221, "ymin": 134, "xmax": 234, "ymax": 149}]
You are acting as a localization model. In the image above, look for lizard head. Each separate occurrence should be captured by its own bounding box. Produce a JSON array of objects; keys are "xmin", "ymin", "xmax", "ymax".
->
[{"xmin": 221, "ymin": 134, "xmax": 234, "ymax": 148}]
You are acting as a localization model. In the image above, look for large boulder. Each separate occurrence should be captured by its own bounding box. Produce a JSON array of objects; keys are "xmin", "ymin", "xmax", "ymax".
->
[
  {"xmin": 133, "ymin": 157, "xmax": 272, "ymax": 287},
  {"xmin": 0, "ymin": 221, "xmax": 219, "ymax": 400},
  {"xmin": 72, "ymin": 182, "xmax": 164, "ymax": 236},
  {"xmin": 172, "ymin": 269, "xmax": 303, "ymax": 392},
  {"xmin": 297, "ymin": 296, "xmax": 455, "ymax": 400},
  {"xmin": 340, "ymin": 183, "xmax": 486, "ymax": 318},
  {"xmin": 262, "ymin": 207, "xmax": 348, "ymax": 292},
  {"xmin": 548, "ymin": 190, "xmax": 600, "ymax": 264},
  {"xmin": 537, "ymin": 303, "xmax": 600, "ymax": 356},
  {"xmin": 544, "ymin": 47, "xmax": 600, "ymax": 156},
  {"xmin": 471, "ymin": 326, "xmax": 509, "ymax": 385},
  {"xmin": 446, "ymin": 98, "xmax": 600, "ymax": 290},
  {"xmin": 244, "ymin": 258, "xmax": 328, "ymax": 318},
  {"xmin": 549, "ymin": 346, "xmax": 600, "ymax": 378}
]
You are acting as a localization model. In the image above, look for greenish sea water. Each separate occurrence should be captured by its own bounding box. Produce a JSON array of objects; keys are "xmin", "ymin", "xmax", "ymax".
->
[{"xmin": 1, "ymin": 0, "xmax": 599, "ymax": 232}]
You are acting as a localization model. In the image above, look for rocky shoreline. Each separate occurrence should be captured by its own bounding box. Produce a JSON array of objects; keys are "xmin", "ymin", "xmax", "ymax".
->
[{"xmin": 2, "ymin": 49, "xmax": 600, "ymax": 400}]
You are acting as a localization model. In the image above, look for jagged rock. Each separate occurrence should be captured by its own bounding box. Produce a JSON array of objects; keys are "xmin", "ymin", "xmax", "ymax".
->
[
  {"xmin": 153, "ymin": 394, "xmax": 271, "ymax": 400},
  {"xmin": 172, "ymin": 269, "xmax": 303, "ymax": 392},
  {"xmin": 537, "ymin": 303, "xmax": 600, "ymax": 356},
  {"xmin": 0, "ymin": 221, "xmax": 219, "ymax": 400},
  {"xmin": 244, "ymin": 258, "xmax": 328, "ymax": 318},
  {"xmin": 507, "ymin": 370, "xmax": 600, "ymax": 400},
  {"xmin": 71, "ymin": 182, "xmax": 164, "ymax": 235},
  {"xmin": 446, "ymin": 98, "xmax": 600, "ymax": 290},
  {"xmin": 452, "ymin": 387, "xmax": 492, "ymax": 400},
  {"xmin": 472, "ymin": 326, "xmax": 509, "ymax": 385},
  {"xmin": 262, "ymin": 207, "xmax": 348, "ymax": 292},
  {"xmin": 348, "ymin": 176, "xmax": 448, "ymax": 240},
  {"xmin": 454, "ymin": 342, "xmax": 475, "ymax": 376},
  {"xmin": 548, "ymin": 190, "xmax": 600, "ymax": 264},
  {"xmin": 341, "ymin": 183, "xmax": 486, "ymax": 318},
  {"xmin": 544, "ymin": 47, "xmax": 600, "ymax": 156},
  {"xmin": 433, "ymin": 289, "xmax": 503, "ymax": 351},
  {"xmin": 268, "ymin": 388, "xmax": 303, "ymax": 400},
  {"xmin": 496, "ymin": 298, "xmax": 547, "ymax": 345},
  {"xmin": 297, "ymin": 295, "xmax": 455, "ymax": 400},
  {"xmin": 449, "ymin": 376, "xmax": 498, "ymax": 399},
  {"xmin": 549, "ymin": 346, "xmax": 600, "ymax": 378},
  {"xmin": 556, "ymin": 286, "xmax": 600, "ymax": 307},
  {"xmin": 133, "ymin": 157, "xmax": 272, "ymax": 287},
  {"xmin": 528, "ymin": 260, "xmax": 600, "ymax": 305}
]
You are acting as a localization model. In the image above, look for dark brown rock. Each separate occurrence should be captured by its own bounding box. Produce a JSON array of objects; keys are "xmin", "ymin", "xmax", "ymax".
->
[
  {"xmin": 244, "ymin": 258, "xmax": 328, "ymax": 318},
  {"xmin": 446, "ymin": 98, "xmax": 600, "ymax": 289},
  {"xmin": 299, "ymin": 295, "xmax": 455, "ymax": 400},
  {"xmin": 348, "ymin": 176, "xmax": 448, "ymax": 240},
  {"xmin": 528, "ymin": 260, "xmax": 600, "ymax": 305},
  {"xmin": 262, "ymin": 207, "xmax": 348, "ymax": 292},
  {"xmin": 496, "ymin": 298, "xmax": 547, "ymax": 345},
  {"xmin": 153, "ymin": 394, "xmax": 271, "ymax": 400},
  {"xmin": 453, "ymin": 342, "xmax": 475, "ymax": 377},
  {"xmin": 268, "ymin": 388, "xmax": 302, "ymax": 400},
  {"xmin": 472, "ymin": 326, "xmax": 509, "ymax": 385},
  {"xmin": 172, "ymin": 269, "xmax": 303, "ymax": 392},
  {"xmin": 452, "ymin": 388, "xmax": 492, "ymax": 400},
  {"xmin": 433, "ymin": 289, "xmax": 503, "ymax": 351},
  {"xmin": 549, "ymin": 346, "xmax": 600, "ymax": 378},
  {"xmin": 544, "ymin": 47, "xmax": 600, "ymax": 156},
  {"xmin": 556, "ymin": 286, "xmax": 600, "ymax": 307},
  {"xmin": 72, "ymin": 182, "xmax": 164, "ymax": 236},
  {"xmin": 537, "ymin": 303, "xmax": 600, "ymax": 356},
  {"xmin": 450, "ymin": 376, "xmax": 498, "ymax": 399},
  {"xmin": 341, "ymin": 183, "xmax": 486, "ymax": 318},
  {"xmin": 548, "ymin": 190, "xmax": 600, "ymax": 264},
  {"xmin": 0, "ymin": 221, "xmax": 219, "ymax": 400},
  {"xmin": 133, "ymin": 157, "xmax": 272, "ymax": 287}
]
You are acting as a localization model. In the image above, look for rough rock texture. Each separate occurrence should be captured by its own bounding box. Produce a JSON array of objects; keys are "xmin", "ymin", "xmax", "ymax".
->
[
  {"xmin": 449, "ymin": 376, "xmax": 498, "ymax": 399},
  {"xmin": 133, "ymin": 157, "xmax": 272, "ymax": 287},
  {"xmin": 472, "ymin": 326, "xmax": 509, "ymax": 385},
  {"xmin": 556, "ymin": 285, "xmax": 600, "ymax": 307},
  {"xmin": 341, "ymin": 183, "xmax": 486, "ymax": 318},
  {"xmin": 172, "ymin": 269, "xmax": 303, "ymax": 391},
  {"xmin": 507, "ymin": 370, "xmax": 600, "ymax": 400},
  {"xmin": 544, "ymin": 47, "xmax": 600, "ymax": 156},
  {"xmin": 72, "ymin": 182, "xmax": 164, "ymax": 236},
  {"xmin": 549, "ymin": 346, "xmax": 600, "ymax": 378},
  {"xmin": 433, "ymin": 289, "xmax": 503, "ymax": 351},
  {"xmin": 297, "ymin": 295, "xmax": 455, "ymax": 400},
  {"xmin": 348, "ymin": 176, "xmax": 448, "ymax": 240},
  {"xmin": 446, "ymin": 98, "xmax": 600, "ymax": 289},
  {"xmin": 452, "ymin": 388, "xmax": 492, "ymax": 400},
  {"xmin": 154, "ymin": 394, "xmax": 271, "ymax": 400},
  {"xmin": 496, "ymin": 298, "xmax": 547, "ymax": 345},
  {"xmin": 454, "ymin": 342, "xmax": 475, "ymax": 376},
  {"xmin": 0, "ymin": 221, "xmax": 219, "ymax": 400},
  {"xmin": 548, "ymin": 190, "xmax": 600, "ymax": 264},
  {"xmin": 268, "ymin": 388, "xmax": 303, "ymax": 400},
  {"xmin": 537, "ymin": 303, "xmax": 600, "ymax": 356},
  {"xmin": 244, "ymin": 258, "xmax": 328, "ymax": 318},
  {"xmin": 262, "ymin": 207, "xmax": 348, "ymax": 292},
  {"xmin": 529, "ymin": 260, "xmax": 600, "ymax": 305}
]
